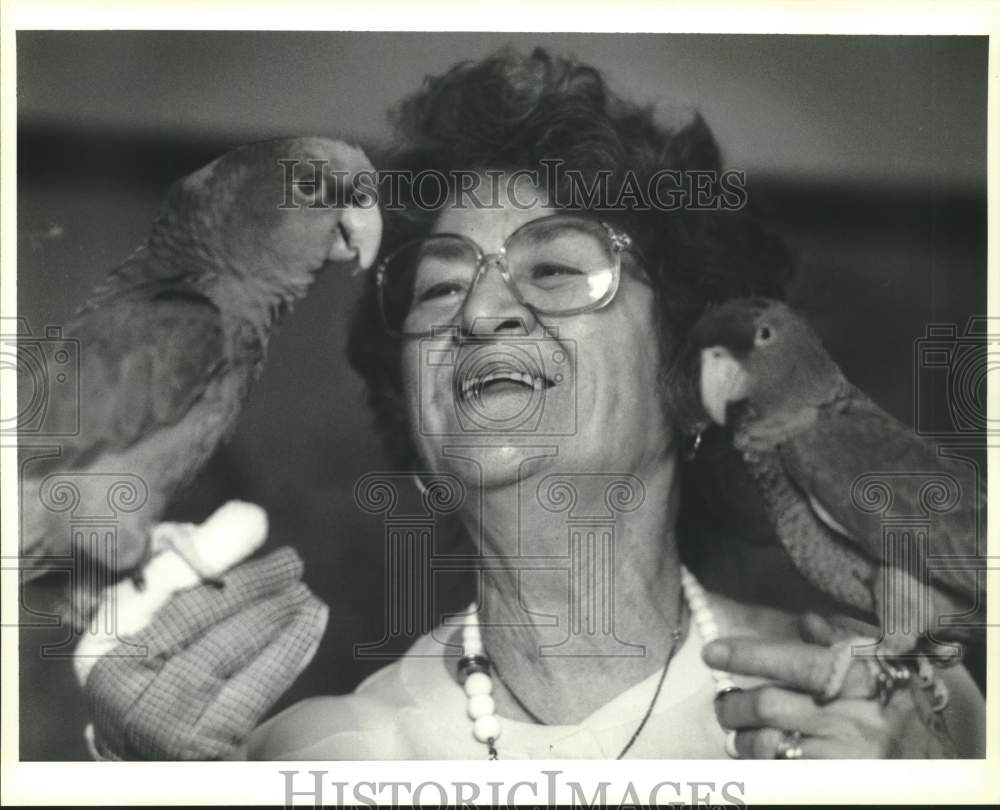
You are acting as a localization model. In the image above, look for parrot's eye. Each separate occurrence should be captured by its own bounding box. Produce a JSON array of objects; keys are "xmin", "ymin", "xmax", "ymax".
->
[
  {"xmin": 349, "ymin": 181, "xmax": 378, "ymax": 210},
  {"xmin": 290, "ymin": 174, "xmax": 327, "ymax": 207},
  {"xmin": 755, "ymin": 324, "xmax": 773, "ymax": 345}
]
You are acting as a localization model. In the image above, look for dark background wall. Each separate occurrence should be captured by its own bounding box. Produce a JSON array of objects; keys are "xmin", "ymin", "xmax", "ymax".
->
[{"xmin": 15, "ymin": 32, "xmax": 987, "ymax": 760}]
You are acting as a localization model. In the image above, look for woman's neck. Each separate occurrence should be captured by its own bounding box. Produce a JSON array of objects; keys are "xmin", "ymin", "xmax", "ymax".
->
[{"xmin": 458, "ymin": 456, "xmax": 686, "ymax": 725}]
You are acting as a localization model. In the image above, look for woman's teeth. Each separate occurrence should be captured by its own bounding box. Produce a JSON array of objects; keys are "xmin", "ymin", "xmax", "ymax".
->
[{"xmin": 460, "ymin": 371, "xmax": 547, "ymax": 398}]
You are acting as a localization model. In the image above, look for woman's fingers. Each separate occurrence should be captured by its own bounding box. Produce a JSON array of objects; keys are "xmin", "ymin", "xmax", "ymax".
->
[
  {"xmin": 194, "ymin": 594, "xmax": 328, "ymax": 757},
  {"xmin": 703, "ymin": 636, "xmax": 874, "ymax": 699},
  {"xmin": 798, "ymin": 612, "xmax": 842, "ymax": 645},
  {"xmin": 716, "ymin": 684, "xmax": 889, "ymax": 733},
  {"xmin": 117, "ymin": 581, "xmax": 324, "ymax": 760},
  {"xmin": 130, "ymin": 583, "xmax": 324, "ymax": 760},
  {"xmin": 715, "ymin": 681, "xmax": 898, "ymax": 759},
  {"xmin": 704, "ymin": 631, "xmax": 930, "ymax": 759},
  {"xmin": 133, "ymin": 546, "xmax": 305, "ymax": 661},
  {"xmin": 715, "ymin": 685, "xmax": 828, "ymax": 735},
  {"xmin": 733, "ymin": 727, "xmax": 788, "ymax": 759},
  {"xmin": 732, "ymin": 725, "xmax": 887, "ymax": 759},
  {"xmin": 84, "ymin": 545, "xmax": 315, "ymax": 759}
]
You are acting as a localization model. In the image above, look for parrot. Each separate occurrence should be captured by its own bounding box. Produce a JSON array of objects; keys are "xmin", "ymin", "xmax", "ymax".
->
[
  {"xmin": 689, "ymin": 297, "xmax": 985, "ymax": 749},
  {"xmin": 19, "ymin": 136, "xmax": 383, "ymax": 615}
]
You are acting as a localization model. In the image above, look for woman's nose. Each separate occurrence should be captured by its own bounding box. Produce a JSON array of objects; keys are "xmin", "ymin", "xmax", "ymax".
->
[{"xmin": 459, "ymin": 257, "xmax": 537, "ymax": 336}]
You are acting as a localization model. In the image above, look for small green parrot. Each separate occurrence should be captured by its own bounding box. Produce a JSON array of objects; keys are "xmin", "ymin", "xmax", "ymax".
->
[
  {"xmin": 20, "ymin": 137, "xmax": 382, "ymax": 595},
  {"xmin": 690, "ymin": 297, "xmax": 984, "ymax": 740}
]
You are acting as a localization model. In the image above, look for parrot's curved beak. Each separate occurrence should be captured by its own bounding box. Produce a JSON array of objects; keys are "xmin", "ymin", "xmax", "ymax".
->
[
  {"xmin": 700, "ymin": 346, "xmax": 749, "ymax": 425},
  {"xmin": 329, "ymin": 202, "xmax": 383, "ymax": 271}
]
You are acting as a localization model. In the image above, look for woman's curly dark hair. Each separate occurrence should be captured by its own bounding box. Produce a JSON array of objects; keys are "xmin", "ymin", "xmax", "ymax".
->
[{"xmin": 348, "ymin": 46, "xmax": 793, "ymax": 470}]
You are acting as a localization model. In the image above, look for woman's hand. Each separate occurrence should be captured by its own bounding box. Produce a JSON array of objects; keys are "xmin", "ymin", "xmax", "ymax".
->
[
  {"xmin": 75, "ymin": 502, "xmax": 328, "ymax": 761},
  {"xmin": 703, "ymin": 613, "xmax": 975, "ymax": 759}
]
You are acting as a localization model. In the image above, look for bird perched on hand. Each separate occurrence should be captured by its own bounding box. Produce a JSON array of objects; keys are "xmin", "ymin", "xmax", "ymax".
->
[
  {"xmin": 689, "ymin": 297, "xmax": 984, "ymax": 742},
  {"xmin": 20, "ymin": 137, "xmax": 382, "ymax": 605}
]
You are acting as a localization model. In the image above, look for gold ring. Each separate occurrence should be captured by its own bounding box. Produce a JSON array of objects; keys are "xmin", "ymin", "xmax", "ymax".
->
[{"xmin": 714, "ymin": 685, "xmax": 743, "ymax": 704}]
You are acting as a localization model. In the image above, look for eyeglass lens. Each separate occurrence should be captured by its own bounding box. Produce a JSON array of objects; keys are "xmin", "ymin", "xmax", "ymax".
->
[{"xmin": 381, "ymin": 215, "xmax": 619, "ymax": 335}]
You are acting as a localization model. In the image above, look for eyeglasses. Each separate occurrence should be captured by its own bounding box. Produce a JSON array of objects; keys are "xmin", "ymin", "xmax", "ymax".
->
[{"xmin": 375, "ymin": 212, "xmax": 644, "ymax": 337}]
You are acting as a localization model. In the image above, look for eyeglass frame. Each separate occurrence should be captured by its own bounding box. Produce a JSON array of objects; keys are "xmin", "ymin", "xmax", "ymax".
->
[{"xmin": 374, "ymin": 212, "xmax": 648, "ymax": 338}]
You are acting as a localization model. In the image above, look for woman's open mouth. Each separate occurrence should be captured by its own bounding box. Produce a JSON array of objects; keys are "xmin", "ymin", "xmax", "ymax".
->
[
  {"xmin": 458, "ymin": 370, "xmax": 552, "ymax": 400},
  {"xmin": 453, "ymin": 355, "xmax": 556, "ymax": 429}
]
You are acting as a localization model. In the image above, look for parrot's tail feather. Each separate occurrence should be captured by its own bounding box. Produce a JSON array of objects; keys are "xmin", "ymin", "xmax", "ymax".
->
[{"xmin": 18, "ymin": 560, "xmax": 55, "ymax": 584}]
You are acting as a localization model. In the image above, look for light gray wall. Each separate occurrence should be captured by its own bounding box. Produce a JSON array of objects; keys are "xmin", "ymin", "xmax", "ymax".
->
[{"xmin": 18, "ymin": 32, "xmax": 986, "ymax": 185}]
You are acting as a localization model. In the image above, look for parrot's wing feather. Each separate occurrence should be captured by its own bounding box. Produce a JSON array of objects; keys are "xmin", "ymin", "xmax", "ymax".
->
[
  {"xmin": 779, "ymin": 388, "xmax": 982, "ymax": 600},
  {"xmin": 805, "ymin": 493, "xmax": 851, "ymax": 537},
  {"xmin": 61, "ymin": 288, "xmax": 227, "ymax": 465}
]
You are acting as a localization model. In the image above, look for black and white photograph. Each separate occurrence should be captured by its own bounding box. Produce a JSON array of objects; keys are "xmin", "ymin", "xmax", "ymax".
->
[{"xmin": 3, "ymin": 3, "xmax": 998, "ymax": 806}]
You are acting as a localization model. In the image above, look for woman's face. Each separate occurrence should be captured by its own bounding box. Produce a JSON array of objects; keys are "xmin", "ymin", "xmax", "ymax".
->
[{"xmin": 401, "ymin": 176, "xmax": 675, "ymax": 488}]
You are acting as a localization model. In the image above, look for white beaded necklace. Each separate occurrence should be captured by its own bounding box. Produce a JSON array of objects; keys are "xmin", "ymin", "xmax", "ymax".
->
[{"xmin": 459, "ymin": 564, "xmax": 735, "ymax": 759}]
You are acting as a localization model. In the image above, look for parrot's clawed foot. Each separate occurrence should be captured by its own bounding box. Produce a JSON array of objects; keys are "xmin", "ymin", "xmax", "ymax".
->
[
  {"xmin": 930, "ymin": 677, "xmax": 950, "ymax": 712},
  {"xmin": 915, "ymin": 655, "xmax": 951, "ymax": 712},
  {"xmin": 812, "ymin": 632, "xmax": 956, "ymax": 713},
  {"xmin": 919, "ymin": 638, "xmax": 964, "ymax": 668},
  {"xmin": 859, "ymin": 652, "xmax": 950, "ymax": 713},
  {"xmin": 915, "ymin": 655, "xmax": 936, "ymax": 688},
  {"xmin": 867, "ymin": 652, "xmax": 913, "ymax": 707},
  {"xmin": 820, "ymin": 637, "xmax": 918, "ymax": 707}
]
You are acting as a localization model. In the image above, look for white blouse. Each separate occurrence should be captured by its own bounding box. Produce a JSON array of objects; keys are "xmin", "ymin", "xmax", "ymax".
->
[
  {"xmin": 247, "ymin": 585, "xmax": 986, "ymax": 760},
  {"xmin": 251, "ymin": 590, "xmax": 807, "ymax": 759}
]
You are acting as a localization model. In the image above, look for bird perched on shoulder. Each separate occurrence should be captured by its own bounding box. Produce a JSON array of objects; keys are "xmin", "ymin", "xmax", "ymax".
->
[
  {"xmin": 20, "ymin": 137, "xmax": 382, "ymax": 612},
  {"xmin": 690, "ymin": 297, "xmax": 984, "ymax": 747}
]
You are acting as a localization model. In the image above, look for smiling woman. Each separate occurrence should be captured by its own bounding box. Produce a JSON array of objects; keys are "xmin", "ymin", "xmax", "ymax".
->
[
  {"xmin": 237, "ymin": 47, "xmax": 987, "ymax": 760},
  {"xmin": 71, "ymin": 45, "xmax": 986, "ymax": 763}
]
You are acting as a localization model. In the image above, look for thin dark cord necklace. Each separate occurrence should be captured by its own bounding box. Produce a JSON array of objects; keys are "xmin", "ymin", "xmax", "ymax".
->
[
  {"xmin": 458, "ymin": 592, "xmax": 689, "ymax": 760},
  {"xmin": 616, "ymin": 609, "xmax": 686, "ymax": 759},
  {"xmin": 490, "ymin": 660, "xmax": 545, "ymax": 725}
]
